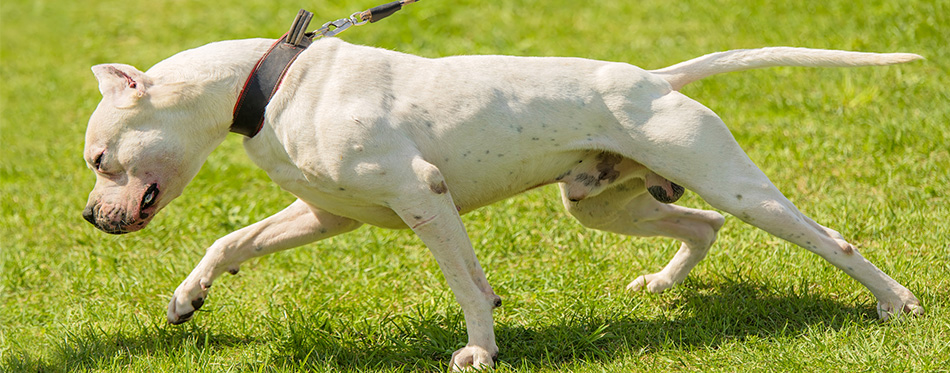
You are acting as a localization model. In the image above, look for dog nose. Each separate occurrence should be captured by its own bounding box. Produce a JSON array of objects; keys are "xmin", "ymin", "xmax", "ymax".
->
[{"xmin": 82, "ymin": 205, "xmax": 97, "ymax": 225}]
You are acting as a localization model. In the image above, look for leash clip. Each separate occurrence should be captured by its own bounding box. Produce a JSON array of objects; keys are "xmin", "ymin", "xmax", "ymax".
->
[
  {"xmin": 316, "ymin": 13, "xmax": 368, "ymax": 38},
  {"xmin": 317, "ymin": 19, "xmax": 353, "ymax": 38}
]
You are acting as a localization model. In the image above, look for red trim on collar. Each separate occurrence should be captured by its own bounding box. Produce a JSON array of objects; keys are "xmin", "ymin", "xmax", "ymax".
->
[{"xmin": 230, "ymin": 34, "xmax": 312, "ymax": 137}]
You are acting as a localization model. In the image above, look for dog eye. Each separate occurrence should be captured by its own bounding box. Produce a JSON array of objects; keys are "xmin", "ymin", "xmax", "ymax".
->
[{"xmin": 93, "ymin": 152, "xmax": 104, "ymax": 171}]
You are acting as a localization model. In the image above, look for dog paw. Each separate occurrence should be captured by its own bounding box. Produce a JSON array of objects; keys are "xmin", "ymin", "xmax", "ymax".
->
[
  {"xmin": 627, "ymin": 273, "xmax": 675, "ymax": 293},
  {"xmin": 876, "ymin": 294, "xmax": 924, "ymax": 321},
  {"xmin": 167, "ymin": 276, "xmax": 211, "ymax": 325},
  {"xmin": 450, "ymin": 345, "xmax": 497, "ymax": 371}
]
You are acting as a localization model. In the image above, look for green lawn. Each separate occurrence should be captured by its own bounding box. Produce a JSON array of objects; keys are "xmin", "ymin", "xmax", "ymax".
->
[{"xmin": 2, "ymin": 0, "xmax": 948, "ymax": 371}]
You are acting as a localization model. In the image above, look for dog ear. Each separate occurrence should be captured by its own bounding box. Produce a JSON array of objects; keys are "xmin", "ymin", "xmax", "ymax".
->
[{"xmin": 91, "ymin": 64, "xmax": 152, "ymax": 108}]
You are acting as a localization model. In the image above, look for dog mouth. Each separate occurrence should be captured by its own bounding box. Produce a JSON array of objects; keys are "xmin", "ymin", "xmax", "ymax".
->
[{"xmin": 83, "ymin": 183, "xmax": 162, "ymax": 235}]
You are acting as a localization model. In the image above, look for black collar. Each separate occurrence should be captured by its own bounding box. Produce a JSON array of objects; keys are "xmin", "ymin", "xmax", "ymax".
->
[{"xmin": 231, "ymin": 11, "xmax": 314, "ymax": 137}]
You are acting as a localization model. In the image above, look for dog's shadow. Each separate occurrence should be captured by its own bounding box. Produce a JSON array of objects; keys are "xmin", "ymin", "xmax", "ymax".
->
[
  {"xmin": 495, "ymin": 278, "xmax": 873, "ymax": 366},
  {"xmin": 6, "ymin": 279, "xmax": 875, "ymax": 371}
]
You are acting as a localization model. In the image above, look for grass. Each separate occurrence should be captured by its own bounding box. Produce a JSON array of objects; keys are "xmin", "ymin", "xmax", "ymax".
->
[{"xmin": 2, "ymin": 0, "xmax": 949, "ymax": 371}]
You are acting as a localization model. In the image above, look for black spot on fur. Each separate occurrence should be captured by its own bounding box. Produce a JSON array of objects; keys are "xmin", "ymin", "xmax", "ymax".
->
[
  {"xmin": 574, "ymin": 173, "xmax": 597, "ymax": 187},
  {"xmin": 648, "ymin": 182, "xmax": 686, "ymax": 204},
  {"xmin": 648, "ymin": 186, "xmax": 673, "ymax": 203},
  {"xmin": 595, "ymin": 162, "xmax": 620, "ymax": 184},
  {"xmin": 430, "ymin": 181, "xmax": 448, "ymax": 194},
  {"xmin": 671, "ymin": 182, "xmax": 685, "ymax": 200},
  {"xmin": 191, "ymin": 297, "xmax": 205, "ymax": 311}
]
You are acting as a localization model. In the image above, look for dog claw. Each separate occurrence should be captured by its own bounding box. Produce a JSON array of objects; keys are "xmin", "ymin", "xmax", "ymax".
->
[
  {"xmin": 171, "ymin": 311, "xmax": 194, "ymax": 324},
  {"xmin": 168, "ymin": 278, "xmax": 210, "ymax": 325},
  {"xmin": 168, "ymin": 295, "xmax": 194, "ymax": 324}
]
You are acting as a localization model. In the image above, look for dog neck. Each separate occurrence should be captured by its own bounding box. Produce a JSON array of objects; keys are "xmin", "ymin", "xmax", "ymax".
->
[{"xmin": 144, "ymin": 39, "xmax": 279, "ymax": 145}]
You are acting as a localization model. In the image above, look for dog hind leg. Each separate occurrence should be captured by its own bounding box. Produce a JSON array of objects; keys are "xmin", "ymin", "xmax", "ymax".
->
[
  {"xmin": 610, "ymin": 92, "xmax": 922, "ymax": 319},
  {"xmin": 562, "ymin": 180, "xmax": 725, "ymax": 293},
  {"xmin": 705, "ymin": 183, "xmax": 923, "ymax": 319}
]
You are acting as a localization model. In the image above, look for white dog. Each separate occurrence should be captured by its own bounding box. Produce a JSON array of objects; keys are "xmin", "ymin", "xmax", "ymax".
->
[{"xmin": 83, "ymin": 36, "xmax": 923, "ymax": 370}]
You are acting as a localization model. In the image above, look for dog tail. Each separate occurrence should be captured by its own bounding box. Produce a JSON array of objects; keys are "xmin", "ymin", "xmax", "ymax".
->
[{"xmin": 651, "ymin": 47, "xmax": 923, "ymax": 91}]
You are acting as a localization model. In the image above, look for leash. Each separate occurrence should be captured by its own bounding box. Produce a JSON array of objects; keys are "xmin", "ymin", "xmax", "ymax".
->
[
  {"xmin": 231, "ymin": 1, "xmax": 419, "ymax": 137},
  {"xmin": 315, "ymin": 0, "xmax": 420, "ymax": 39}
]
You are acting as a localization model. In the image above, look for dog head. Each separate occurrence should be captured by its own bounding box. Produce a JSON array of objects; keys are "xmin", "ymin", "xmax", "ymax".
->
[{"xmin": 82, "ymin": 63, "xmax": 228, "ymax": 234}]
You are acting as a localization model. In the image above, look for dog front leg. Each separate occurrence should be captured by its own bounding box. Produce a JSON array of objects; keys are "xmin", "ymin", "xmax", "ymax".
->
[
  {"xmin": 167, "ymin": 199, "xmax": 361, "ymax": 324},
  {"xmin": 390, "ymin": 159, "xmax": 499, "ymax": 371},
  {"xmin": 399, "ymin": 205, "xmax": 499, "ymax": 371}
]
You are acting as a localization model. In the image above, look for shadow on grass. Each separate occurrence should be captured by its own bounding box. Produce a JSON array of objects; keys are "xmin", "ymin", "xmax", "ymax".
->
[
  {"xmin": 495, "ymin": 278, "xmax": 874, "ymax": 368},
  {"xmin": 3, "ymin": 279, "xmax": 876, "ymax": 372},
  {"xmin": 2, "ymin": 318, "xmax": 261, "ymax": 372}
]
